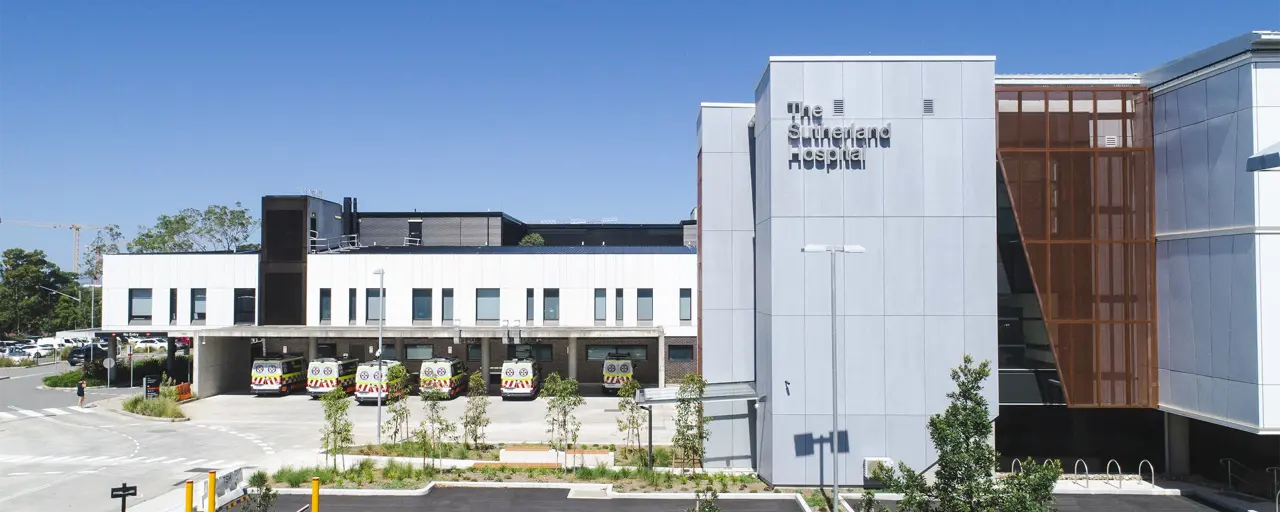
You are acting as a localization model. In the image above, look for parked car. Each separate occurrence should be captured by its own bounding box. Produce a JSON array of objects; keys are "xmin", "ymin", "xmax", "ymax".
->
[
  {"xmin": 67, "ymin": 344, "xmax": 109, "ymax": 366},
  {"xmin": 25, "ymin": 344, "xmax": 56, "ymax": 358},
  {"xmin": 4, "ymin": 348, "xmax": 29, "ymax": 364},
  {"xmin": 132, "ymin": 338, "xmax": 166, "ymax": 352}
]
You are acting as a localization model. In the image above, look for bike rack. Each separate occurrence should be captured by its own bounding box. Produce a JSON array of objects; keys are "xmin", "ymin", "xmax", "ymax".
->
[
  {"xmin": 1073, "ymin": 459, "xmax": 1089, "ymax": 488},
  {"xmin": 1106, "ymin": 459, "xmax": 1123, "ymax": 489},
  {"xmin": 1138, "ymin": 460, "xmax": 1155, "ymax": 488},
  {"xmin": 1011, "ymin": 459, "xmax": 1023, "ymax": 474}
]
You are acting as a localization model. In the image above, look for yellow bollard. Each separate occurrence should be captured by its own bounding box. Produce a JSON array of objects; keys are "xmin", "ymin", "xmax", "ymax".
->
[
  {"xmin": 207, "ymin": 471, "xmax": 216, "ymax": 512},
  {"xmin": 184, "ymin": 480, "xmax": 193, "ymax": 512},
  {"xmin": 311, "ymin": 476, "xmax": 320, "ymax": 512}
]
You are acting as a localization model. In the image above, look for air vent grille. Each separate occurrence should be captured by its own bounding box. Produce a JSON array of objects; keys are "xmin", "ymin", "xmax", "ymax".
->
[
  {"xmin": 1103, "ymin": 135, "xmax": 1119, "ymax": 148},
  {"xmin": 922, "ymin": 99, "xmax": 935, "ymax": 116},
  {"xmin": 832, "ymin": 99, "xmax": 844, "ymax": 116}
]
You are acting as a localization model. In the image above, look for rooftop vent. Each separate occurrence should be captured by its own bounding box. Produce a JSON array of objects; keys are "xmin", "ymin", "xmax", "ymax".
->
[
  {"xmin": 832, "ymin": 99, "xmax": 845, "ymax": 116},
  {"xmin": 922, "ymin": 99, "xmax": 935, "ymax": 116},
  {"xmin": 1103, "ymin": 135, "xmax": 1119, "ymax": 148}
]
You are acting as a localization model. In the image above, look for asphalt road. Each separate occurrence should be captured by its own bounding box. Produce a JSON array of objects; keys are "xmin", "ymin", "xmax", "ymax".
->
[
  {"xmin": 272, "ymin": 488, "xmax": 805, "ymax": 512},
  {"xmin": 0, "ymin": 365, "xmax": 275, "ymax": 512}
]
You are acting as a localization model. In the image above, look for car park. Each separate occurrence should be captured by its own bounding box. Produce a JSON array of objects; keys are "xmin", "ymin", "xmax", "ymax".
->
[{"xmin": 4, "ymin": 348, "xmax": 29, "ymax": 363}]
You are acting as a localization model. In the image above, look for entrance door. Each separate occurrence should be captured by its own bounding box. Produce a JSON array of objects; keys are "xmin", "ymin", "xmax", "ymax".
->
[{"xmin": 408, "ymin": 220, "xmax": 422, "ymax": 246}]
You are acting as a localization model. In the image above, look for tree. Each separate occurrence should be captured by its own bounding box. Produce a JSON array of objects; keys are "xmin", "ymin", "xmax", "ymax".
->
[
  {"xmin": 689, "ymin": 487, "xmax": 721, "ymax": 512},
  {"xmin": 616, "ymin": 379, "xmax": 644, "ymax": 459},
  {"xmin": 242, "ymin": 470, "xmax": 278, "ymax": 512},
  {"xmin": 672, "ymin": 373, "xmax": 710, "ymax": 468},
  {"xmin": 519, "ymin": 233, "xmax": 545, "ymax": 246},
  {"xmin": 82, "ymin": 225, "xmax": 125, "ymax": 281},
  {"xmin": 382, "ymin": 365, "xmax": 411, "ymax": 443},
  {"xmin": 197, "ymin": 203, "xmax": 259, "ymax": 251},
  {"xmin": 0, "ymin": 248, "xmax": 75, "ymax": 335},
  {"xmin": 461, "ymin": 371, "xmax": 490, "ymax": 448},
  {"xmin": 421, "ymin": 388, "xmax": 456, "ymax": 469},
  {"xmin": 540, "ymin": 372, "xmax": 584, "ymax": 468},
  {"xmin": 861, "ymin": 356, "xmax": 1062, "ymax": 512},
  {"xmin": 319, "ymin": 389, "xmax": 354, "ymax": 470}
]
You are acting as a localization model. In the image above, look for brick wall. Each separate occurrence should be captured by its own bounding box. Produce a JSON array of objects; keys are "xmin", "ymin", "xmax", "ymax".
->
[
  {"xmin": 579, "ymin": 338, "xmax": 660, "ymax": 385},
  {"xmin": 665, "ymin": 336, "xmax": 697, "ymax": 385}
]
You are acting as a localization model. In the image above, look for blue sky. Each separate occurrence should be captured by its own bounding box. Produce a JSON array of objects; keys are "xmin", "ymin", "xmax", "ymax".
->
[{"xmin": 1, "ymin": 0, "xmax": 1276, "ymax": 269}]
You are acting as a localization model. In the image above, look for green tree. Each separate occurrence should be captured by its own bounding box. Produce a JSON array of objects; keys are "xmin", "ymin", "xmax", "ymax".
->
[
  {"xmin": 689, "ymin": 487, "xmax": 721, "ymax": 512},
  {"xmin": 672, "ymin": 373, "xmax": 710, "ymax": 468},
  {"xmin": 242, "ymin": 470, "xmax": 278, "ymax": 512},
  {"xmin": 518, "ymin": 233, "xmax": 545, "ymax": 246},
  {"xmin": 382, "ymin": 365, "xmax": 411, "ymax": 443},
  {"xmin": 82, "ymin": 225, "xmax": 125, "ymax": 282},
  {"xmin": 421, "ymin": 388, "xmax": 456, "ymax": 469},
  {"xmin": 319, "ymin": 389, "xmax": 354, "ymax": 470},
  {"xmin": 461, "ymin": 371, "xmax": 490, "ymax": 448},
  {"xmin": 540, "ymin": 372, "xmax": 584, "ymax": 468},
  {"xmin": 0, "ymin": 248, "xmax": 75, "ymax": 336},
  {"xmin": 616, "ymin": 379, "xmax": 644, "ymax": 458},
  {"xmin": 861, "ymin": 356, "xmax": 1061, "ymax": 512}
]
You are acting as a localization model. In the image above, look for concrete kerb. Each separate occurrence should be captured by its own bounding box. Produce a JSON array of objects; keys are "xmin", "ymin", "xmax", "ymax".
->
[
  {"xmin": 94, "ymin": 394, "xmax": 192, "ymax": 423},
  {"xmin": 0, "ymin": 376, "xmax": 8, "ymax": 381},
  {"xmin": 277, "ymin": 480, "xmax": 811, "ymax": 508}
]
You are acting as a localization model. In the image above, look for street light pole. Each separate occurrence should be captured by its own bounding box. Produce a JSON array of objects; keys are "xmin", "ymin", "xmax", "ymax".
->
[
  {"xmin": 800, "ymin": 243, "xmax": 866, "ymax": 510},
  {"xmin": 373, "ymin": 268, "xmax": 386, "ymax": 445}
]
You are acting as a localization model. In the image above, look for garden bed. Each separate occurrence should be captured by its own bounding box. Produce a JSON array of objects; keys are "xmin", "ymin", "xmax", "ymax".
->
[
  {"xmin": 43, "ymin": 370, "xmax": 105, "ymax": 388},
  {"xmin": 122, "ymin": 394, "xmax": 186, "ymax": 419},
  {"xmin": 272, "ymin": 459, "xmax": 768, "ymax": 494}
]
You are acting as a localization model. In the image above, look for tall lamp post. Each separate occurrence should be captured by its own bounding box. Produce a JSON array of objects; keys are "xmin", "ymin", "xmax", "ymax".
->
[
  {"xmin": 373, "ymin": 268, "xmax": 386, "ymax": 444},
  {"xmin": 800, "ymin": 243, "xmax": 865, "ymax": 509}
]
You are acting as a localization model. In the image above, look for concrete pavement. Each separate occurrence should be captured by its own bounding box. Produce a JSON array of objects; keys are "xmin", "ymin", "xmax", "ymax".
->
[{"xmin": 272, "ymin": 488, "xmax": 804, "ymax": 512}]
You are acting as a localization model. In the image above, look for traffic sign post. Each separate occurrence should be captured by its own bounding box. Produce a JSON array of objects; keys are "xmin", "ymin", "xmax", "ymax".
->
[
  {"xmin": 110, "ymin": 483, "xmax": 137, "ymax": 512},
  {"xmin": 144, "ymin": 375, "xmax": 161, "ymax": 400}
]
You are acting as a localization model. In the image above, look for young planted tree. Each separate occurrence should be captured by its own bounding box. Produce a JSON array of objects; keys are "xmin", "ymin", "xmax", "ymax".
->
[
  {"xmin": 421, "ymin": 388, "xmax": 457, "ymax": 469},
  {"xmin": 672, "ymin": 373, "xmax": 710, "ymax": 468},
  {"xmin": 688, "ymin": 487, "xmax": 721, "ymax": 512},
  {"xmin": 540, "ymin": 372, "xmax": 585, "ymax": 468},
  {"xmin": 242, "ymin": 470, "xmax": 278, "ymax": 512},
  {"xmin": 461, "ymin": 371, "xmax": 490, "ymax": 448},
  {"xmin": 615, "ymin": 378, "xmax": 644, "ymax": 459},
  {"xmin": 861, "ymin": 356, "xmax": 1062, "ymax": 512},
  {"xmin": 382, "ymin": 365, "xmax": 411, "ymax": 443},
  {"xmin": 319, "ymin": 388, "xmax": 354, "ymax": 470}
]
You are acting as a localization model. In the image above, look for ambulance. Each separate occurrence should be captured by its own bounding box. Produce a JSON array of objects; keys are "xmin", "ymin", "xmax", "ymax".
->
[
  {"xmin": 306, "ymin": 357, "xmax": 359, "ymax": 397},
  {"xmin": 602, "ymin": 353, "xmax": 635, "ymax": 394},
  {"xmin": 250, "ymin": 355, "xmax": 306, "ymax": 395},
  {"xmin": 419, "ymin": 356, "xmax": 469, "ymax": 399},
  {"xmin": 354, "ymin": 360, "xmax": 408, "ymax": 405},
  {"xmin": 499, "ymin": 358, "xmax": 541, "ymax": 400}
]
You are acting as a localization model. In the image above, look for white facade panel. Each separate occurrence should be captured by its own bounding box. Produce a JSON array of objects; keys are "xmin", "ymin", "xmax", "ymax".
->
[{"xmin": 101, "ymin": 254, "xmax": 259, "ymax": 329}]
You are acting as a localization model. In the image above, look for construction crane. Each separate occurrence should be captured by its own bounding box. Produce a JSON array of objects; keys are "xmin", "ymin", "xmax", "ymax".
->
[{"xmin": 0, "ymin": 219, "xmax": 110, "ymax": 274}]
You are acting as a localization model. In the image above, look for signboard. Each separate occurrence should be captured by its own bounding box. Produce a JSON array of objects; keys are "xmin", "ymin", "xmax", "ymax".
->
[
  {"xmin": 197, "ymin": 468, "xmax": 246, "ymax": 512},
  {"xmin": 109, "ymin": 484, "xmax": 137, "ymax": 498},
  {"xmin": 785, "ymin": 101, "xmax": 890, "ymax": 170},
  {"xmin": 103, "ymin": 358, "xmax": 116, "ymax": 369},
  {"xmin": 144, "ymin": 375, "xmax": 160, "ymax": 399}
]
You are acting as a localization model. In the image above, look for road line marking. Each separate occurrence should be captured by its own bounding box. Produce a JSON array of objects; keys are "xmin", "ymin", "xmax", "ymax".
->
[
  {"xmin": 14, "ymin": 409, "xmax": 42, "ymax": 418},
  {"xmin": 160, "ymin": 458, "xmax": 186, "ymax": 464},
  {"xmin": 8, "ymin": 472, "xmax": 28, "ymax": 476},
  {"xmin": 142, "ymin": 457, "xmax": 167, "ymax": 463},
  {"xmin": 185, "ymin": 459, "xmax": 206, "ymax": 466},
  {"xmin": 42, "ymin": 408, "xmax": 70, "ymax": 416},
  {"xmin": 63, "ymin": 456, "xmax": 87, "ymax": 463},
  {"xmin": 99, "ymin": 457, "xmax": 125, "ymax": 464},
  {"xmin": 68, "ymin": 407, "xmax": 94, "ymax": 413},
  {"xmin": 83, "ymin": 456, "xmax": 108, "ymax": 463},
  {"xmin": 227, "ymin": 461, "xmax": 245, "ymax": 467},
  {"xmin": 41, "ymin": 471, "xmax": 61, "ymax": 475},
  {"xmin": 0, "ymin": 412, "xmax": 15, "ymax": 420},
  {"xmin": 206, "ymin": 460, "xmax": 224, "ymax": 467}
]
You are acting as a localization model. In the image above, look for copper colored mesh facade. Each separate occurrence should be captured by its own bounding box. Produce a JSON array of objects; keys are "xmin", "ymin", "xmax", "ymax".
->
[{"xmin": 997, "ymin": 87, "xmax": 1157, "ymax": 408}]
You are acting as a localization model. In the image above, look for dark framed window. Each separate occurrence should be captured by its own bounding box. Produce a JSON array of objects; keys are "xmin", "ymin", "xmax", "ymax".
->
[
  {"xmin": 233, "ymin": 288, "xmax": 256, "ymax": 325},
  {"xmin": 508, "ymin": 344, "xmax": 553, "ymax": 362},
  {"xmin": 467, "ymin": 344, "xmax": 482, "ymax": 361},
  {"xmin": 366, "ymin": 289, "xmax": 383, "ymax": 322},
  {"xmin": 442, "ymin": 289, "xmax": 454, "ymax": 323},
  {"xmin": 543, "ymin": 289, "xmax": 560, "ymax": 321},
  {"xmin": 637, "ymin": 288, "xmax": 654, "ymax": 322},
  {"xmin": 412, "ymin": 289, "xmax": 432, "ymax": 322},
  {"xmin": 128, "ymin": 289, "xmax": 152, "ymax": 324},
  {"xmin": 405, "ymin": 345, "xmax": 433, "ymax": 360},
  {"xmin": 669, "ymin": 346, "xmax": 694, "ymax": 361},
  {"xmin": 594, "ymin": 289, "xmax": 606, "ymax": 322},
  {"xmin": 679, "ymin": 288, "xmax": 692, "ymax": 322},
  {"xmin": 525, "ymin": 288, "xmax": 534, "ymax": 321},
  {"xmin": 168, "ymin": 288, "xmax": 177, "ymax": 324},
  {"xmin": 587, "ymin": 345, "xmax": 648, "ymax": 361},
  {"xmin": 191, "ymin": 288, "xmax": 207, "ymax": 323},
  {"xmin": 476, "ymin": 289, "xmax": 500, "ymax": 323},
  {"xmin": 615, "ymin": 288, "xmax": 623, "ymax": 323},
  {"xmin": 318, "ymin": 288, "xmax": 331, "ymax": 322},
  {"xmin": 348, "ymin": 288, "xmax": 357, "ymax": 323}
]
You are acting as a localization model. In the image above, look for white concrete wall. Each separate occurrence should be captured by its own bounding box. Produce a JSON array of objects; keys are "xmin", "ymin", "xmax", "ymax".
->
[
  {"xmin": 101, "ymin": 254, "xmax": 259, "ymax": 330},
  {"xmin": 306, "ymin": 253, "xmax": 697, "ymax": 336}
]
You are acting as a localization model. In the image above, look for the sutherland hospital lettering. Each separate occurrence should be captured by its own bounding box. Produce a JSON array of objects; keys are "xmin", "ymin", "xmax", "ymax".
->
[{"xmin": 786, "ymin": 101, "xmax": 890, "ymax": 169}]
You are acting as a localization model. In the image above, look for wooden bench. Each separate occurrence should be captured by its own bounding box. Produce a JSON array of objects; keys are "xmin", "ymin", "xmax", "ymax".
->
[
  {"xmin": 472, "ymin": 462, "xmax": 562, "ymax": 469},
  {"xmin": 566, "ymin": 449, "xmax": 611, "ymax": 455}
]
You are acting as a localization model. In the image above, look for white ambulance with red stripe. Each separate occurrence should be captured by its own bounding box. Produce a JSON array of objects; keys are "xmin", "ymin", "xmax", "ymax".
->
[
  {"xmin": 499, "ymin": 358, "xmax": 541, "ymax": 400},
  {"xmin": 354, "ymin": 360, "xmax": 407, "ymax": 405},
  {"xmin": 602, "ymin": 353, "xmax": 635, "ymax": 394}
]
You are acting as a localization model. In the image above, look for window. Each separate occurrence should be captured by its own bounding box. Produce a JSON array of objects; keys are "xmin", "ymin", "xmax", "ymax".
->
[
  {"xmin": 442, "ymin": 289, "xmax": 454, "ymax": 325},
  {"xmin": 615, "ymin": 288, "xmax": 623, "ymax": 325},
  {"xmin": 508, "ymin": 344, "xmax": 553, "ymax": 362},
  {"xmin": 476, "ymin": 288, "xmax": 500, "ymax": 325},
  {"xmin": 318, "ymin": 288, "xmax": 331, "ymax": 323},
  {"xmin": 669, "ymin": 345, "xmax": 694, "ymax": 361},
  {"xmin": 637, "ymin": 288, "xmax": 654, "ymax": 323},
  {"xmin": 588, "ymin": 345, "xmax": 648, "ymax": 361},
  {"xmin": 233, "ymin": 288, "xmax": 256, "ymax": 325},
  {"xmin": 406, "ymin": 345, "xmax": 434, "ymax": 360},
  {"xmin": 543, "ymin": 289, "xmax": 560, "ymax": 322},
  {"xmin": 366, "ymin": 289, "xmax": 383, "ymax": 323},
  {"xmin": 348, "ymin": 288, "xmax": 357, "ymax": 323},
  {"xmin": 412, "ymin": 289, "xmax": 432, "ymax": 324},
  {"xmin": 467, "ymin": 344, "xmax": 482, "ymax": 361},
  {"xmin": 594, "ymin": 289, "xmax": 606, "ymax": 323},
  {"xmin": 128, "ymin": 289, "xmax": 152, "ymax": 324},
  {"xmin": 380, "ymin": 343, "xmax": 397, "ymax": 360},
  {"xmin": 169, "ymin": 288, "xmax": 177, "ymax": 324},
  {"xmin": 525, "ymin": 288, "xmax": 534, "ymax": 321},
  {"xmin": 679, "ymin": 288, "xmax": 692, "ymax": 323},
  {"xmin": 191, "ymin": 289, "xmax": 207, "ymax": 323}
]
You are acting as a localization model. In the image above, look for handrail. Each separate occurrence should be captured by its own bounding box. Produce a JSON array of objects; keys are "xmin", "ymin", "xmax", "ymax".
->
[
  {"xmin": 1138, "ymin": 460, "xmax": 1155, "ymax": 488},
  {"xmin": 1010, "ymin": 459, "xmax": 1022, "ymax": 473},
  {"xmin": 1221, "ymin": 458, "xmax": 1255, "ymax": 490},
  {"xmin": 1073, "ymin": 459, "xmax": 1089, "ymax": 488},
  {"xmin": 1106, "ymin": 459, "xmax": 1122, "ymax": 489},
  {"xmin": 1267, "ymin": 467, "xmax": 1280, "ymax": 500}
]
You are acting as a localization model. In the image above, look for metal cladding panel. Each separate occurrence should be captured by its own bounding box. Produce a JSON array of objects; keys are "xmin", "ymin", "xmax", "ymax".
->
[
  {"xmin": 421, "ymin": 217, "xmax": 463, "ymax": 246},
  {"xmin": 488, "ymin": 218, "xmax": 504, "ymax": 246},
  {"xmin": 460, "ymin": 217, "xmax": 490, "ymax": 246},
  {"xmin": 359, "ymin": 217, "xmax": 411, "ymax": 247}
]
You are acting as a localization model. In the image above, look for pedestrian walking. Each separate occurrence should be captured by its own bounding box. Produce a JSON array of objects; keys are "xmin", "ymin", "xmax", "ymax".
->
[{"xmin": 77, "ymin": 379, "xmax": 86, "ymax": 408}]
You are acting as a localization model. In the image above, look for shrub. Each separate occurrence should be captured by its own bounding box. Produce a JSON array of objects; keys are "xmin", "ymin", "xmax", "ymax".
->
[
  {"xmin": 0, "ymin": 358, "xmax": 36, "ymax": 368},
  {"xmin": 43, "ymin": 370, "xmax": 104, "ymax": 388},
  {"xmin": 122, "ymin": 394, "xmax": 185, "ymax": 419}
]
